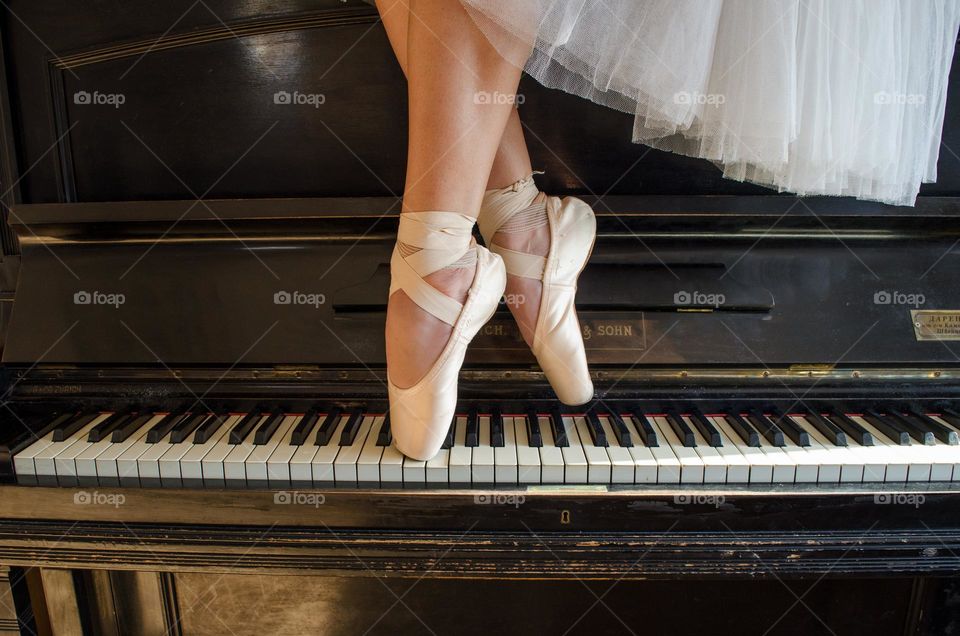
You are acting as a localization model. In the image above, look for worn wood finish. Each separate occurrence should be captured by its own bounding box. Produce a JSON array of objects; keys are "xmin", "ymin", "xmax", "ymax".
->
[
  {"xmin": 0, "ymin": 566, "xmax": 19, "ymax": 636},
  {"xmin": 38, "ymin": 569, "xmax": 82, "ymax": 636},
  {"xmin": 0, "ymin": 485, "xmax": 959, "ymax": 579}
]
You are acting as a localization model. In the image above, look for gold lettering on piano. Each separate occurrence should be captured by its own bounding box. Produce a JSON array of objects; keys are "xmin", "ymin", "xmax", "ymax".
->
[
  {"xmin": 596, "ymin": 323, "xmax": 633, "ymax": 337},
  {"xmin": 911, "ymin": 310, "xmax": 960, "ymax": 341},
  {"xmin": 482, "ymin": 324, "xmax": 505, "ymax": 336}
]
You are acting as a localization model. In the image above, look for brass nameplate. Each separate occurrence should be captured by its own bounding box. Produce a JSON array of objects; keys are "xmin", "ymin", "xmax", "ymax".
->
[{"xmin": 911, "ymin": 310, "xmax": 960, "ymax": 341}]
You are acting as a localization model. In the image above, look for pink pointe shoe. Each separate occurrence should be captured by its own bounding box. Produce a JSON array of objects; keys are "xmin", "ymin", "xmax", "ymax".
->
[
  {"xmin": 479, "ymin": 175, "xmax": 596, "ymax": 405},
  {"xmin": 387, "ymin": 211, "xmax": 506, "ymax": 460}
]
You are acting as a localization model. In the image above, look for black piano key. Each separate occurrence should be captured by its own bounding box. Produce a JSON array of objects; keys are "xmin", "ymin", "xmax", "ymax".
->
[
  {"xmin": 290, "ymin": 408, "xmax": 321, "ymax": 446},
  {"xmin": 862, "ymin": 409, "xmax": 911, "ymax": 445},
  {"xmin": 87, "ymin": 410, "xmax": 136, "ymax": 442},
  {"xmin": 803, "ymin": 409, "xmax": 847, "ymax": 446},
  {"xmin": 53, "ymin": 411, "xmax": 99, "ymax": 442},
  {"xmin": 7, "ymin": 412, "xmax": 73, "ymax": 456},
  {"xmin": 663, "ymin": 409, "xmax": 696, "ymax": 447},
  {"xmin": 377, "ymin": 415, "xmax": 392, "ymax": 446},
  {"xmin": 584, "ymin": 412, "xmax": 609, "ymax": 447},
  {"xmin": 938, "ymin": 407, "xmax": 960, "ymax": 430},
  {"xmin": 314, "ymin": 407, "xmax": 344, "ymax": 446},
  {"xmin": 627, "ymin": 408, "xmax": 658, "ymax": 447},
  {"xmin": 524, "ymin": 407, "xmax": 543, "ymax": 448},
  {"xmin": 465, "ymin": 409, "xmax": 479, "ymax": 447},
  {"xmin": 878, "ymin": 409, "xmax": 935, "ymax": 445},
  {"xmin": 146, "ymin": 411, "xmax": 190, "ymax": 443},
  {"xmin": 193, "ymin": 412, "xmax": 229, "ymax": 444},
  {"xmin": 110, "ymin": 411, "xmax": 157, "ymax": 443},
  {"xmin": 905, "ymin": 407, "xmax": 959, "ymax": 445},
  {"xmin": 893, "ymin": 407, "xmax": 952, "ymax": 445},
  {"xmin": 442, "ymin": 416, "xmax": 456, "ymax": 450},
  {"xmin": 607, "ymin": 411, "xmax": 633, "ymax": 448},
  {"xmin": 490, "ymin": 409, "xmax": 505, "ymax": 447},
  {"xmin": 724, "ymin": 413, "xmax": 761, "ymax": 447},
  {"xmin": 254, "ymin": 410, "xmax": 286, "ymax": 445},
  {"xmin": 686, "ymin": 407, "xmax": 722, "ymax": 447},
  {"xmin": 338, "ymin": 409, "xmax": 365, "ymax": 446},
  {"xmin": 823, "ymin": 410, "xmax": 874, "ymax": 446},
  {"xmin": 549, "ymin": 407, "xmax": 568, "ymax": 447},
  {"xmin": 170, "ymin": 412, "xmax": 210, "ymax": 444},
  {"xmin": 768, "ymin": 409, "xmax": 810, "ymax": 447},
  {"xmin": 746, "ymin": 410, "xmax": 786, "ymax": 447},
  {"xmin": 229, "ymin": 410, "xmax": 264, "ymax": 444}
]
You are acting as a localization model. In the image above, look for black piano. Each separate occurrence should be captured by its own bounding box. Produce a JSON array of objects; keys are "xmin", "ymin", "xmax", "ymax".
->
[{"xmin": 1, "ymin": 2, "xmax": 960, "ymax": 635}]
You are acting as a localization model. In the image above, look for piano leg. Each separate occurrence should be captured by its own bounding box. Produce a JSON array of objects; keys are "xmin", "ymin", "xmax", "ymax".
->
[
  {"xmin": 0, "ymin": 566, "xmax": 19, "ymax": 636},
  {"xmin": 38, "ymin": 569, "xmax": 83, "ymax": 635}
]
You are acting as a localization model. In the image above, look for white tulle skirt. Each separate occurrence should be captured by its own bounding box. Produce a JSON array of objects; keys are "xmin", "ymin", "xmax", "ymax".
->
[{"xmin": 459, "ymin": 0, "xmax": 960, "ymax": 206}]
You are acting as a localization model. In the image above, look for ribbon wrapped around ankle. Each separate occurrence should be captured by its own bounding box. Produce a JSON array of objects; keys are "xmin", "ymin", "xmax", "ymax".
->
[
  {"xmin": 478, "ymin": 172, "xmax": 548, "ymax": 280},
  {"xmin": 477, "ymin": 172, "xmax": 543, "ymax": 247},
  {"xmin": 390, "ymin": 211, "xmax": 477, "ymax": 327}
]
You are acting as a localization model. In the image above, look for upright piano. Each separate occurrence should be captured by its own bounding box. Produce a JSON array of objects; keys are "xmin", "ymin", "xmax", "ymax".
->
[
  {"xmin": 1, "ymin": 1, "xmax": 960, "ymax": 634},
  {"xmin": 0, "ymin": 194, "xmax": 960, "ymax": 634}
]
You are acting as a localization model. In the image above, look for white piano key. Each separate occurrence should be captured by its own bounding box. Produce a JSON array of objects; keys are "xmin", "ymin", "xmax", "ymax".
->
[
  {"xmin": 851, "ymin": 416, "xmax": 919, "ymax": 482},
  {"xmin": 95, "ymin": 414, "xmax": 166, "ymax": 486},
  {"xmin": 311, "ymin": 415, "xmax": 348, "ymax": 484},
  {"xmin": 536, "ymin": 416, "xmax": 565, "ymax": 484},
  {"xmin": 356, "ymin": 416, "xmax": 386, "ymax": 485},
  {"xmin": 471, "ymin": 416, "xmax": 495, "ymax": 484},
  {"xmin": 593, "ymin": 416, "xmax": 633, "ymax": 484},
  {"xmin": 787, "ymin": 416, "xmax": 840, "ymax": 483},
  {"xmin": 710, "ymin": 416, "xmax": 773, "ymax": 484},
  {"xmin": 74, "ymin": 432, "xmax": 121, "ymax": 486},
  {"xmin": 751, "ymin": 433, "xmax": 796, "ymax": 484},
  {"xmin": 402, "ymin": 454, "xmax": 426, "ymax": 487},
  {"xmin": 494, "ymin": 416, "xmax": 518, "ymax": 485},
  {"xmin": 448, "ymin": 416, "xmax": 472, "ymax": 485},
  {"xmin": 265, "ymin": 415, "xmax": 306, "ymax": 488},
  {"xmin": 179, "ymin": 415, "xmax": 239, "ymax": 487},
  {"xmin": 653, "ymin": 417, "xmax": 704, "ymax": 484},
  {"xmin": 838, "ymin": 416, "xmax": 898, "ymax": 482},
  {"xmin": 14, "ymin": 426, "xmax": 63, "ymax": 485},
  {"xmin": 29, "ymin": 414, "xmax": 107, "ymax": 486},
  {"xmin": 514, "ymin": 417, "xmax": 541, "ymax": 484},
  {"xmin": 201, "ymin": 413, "xmax": 260, "ymax": 488},
  {"xmin": 245, "ymin": 416, "xmax": 299, "ymax": 486},
  {"xmin": 700, "ymin": 414, "xmax": 749, "ymax": 483},
  {"xmin": 425, "ymin": 420, "xmax": 453, "ymax": 486},
  {"xmin": 618, "ymin": 416, "xmax": 660, "ymax": 484},
  {"xmin": 558, "ymin": 417, "xmax": 588, "ymax": 484},
  {"xmin": 220, "ymin": 413, "xmax": 268, "ymax": 487},
  {"xmin": 926, "ymin": 415, "xmax": 960, "ymax": 480},
  {"xmin": 288, "ymin": 428, "xmax": 321, "ymax": 488},
  {"xmin": 53, "ymin": 413, "xmax": 114, "ymax": 486},
  {"xmin": 573, "ymin": 416, "xmax": 612, "ymax": 484},
  {"xmin": 379, "ymin": 439, "xmax": 405, "ymax": 487},
  {"xmin": 798, "ymin": 417, "xmax": 864, "ymax": 483},
  {"xmin": 682, "ymin": 416, "xmax": 728, "ymax": 484},
  {"xmin": 335, "ymin": 416, "xmax": 377, "ymax": 486}
]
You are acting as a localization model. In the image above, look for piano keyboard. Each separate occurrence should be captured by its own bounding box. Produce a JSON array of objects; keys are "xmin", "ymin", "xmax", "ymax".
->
[{"xmin": 11, "ymin": 405, "xmax": 960, "ymax": 487}]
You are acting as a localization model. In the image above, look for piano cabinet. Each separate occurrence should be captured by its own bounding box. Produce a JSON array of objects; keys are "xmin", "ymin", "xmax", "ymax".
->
[{"xmin": 1, "ymin": 485, "xmax": 960, "ymax": 635}]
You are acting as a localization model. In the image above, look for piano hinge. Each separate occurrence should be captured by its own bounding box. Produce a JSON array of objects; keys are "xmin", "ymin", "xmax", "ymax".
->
[{"xmin": 787, "ymin": 364, "xmax": 836, "ymax": 376}]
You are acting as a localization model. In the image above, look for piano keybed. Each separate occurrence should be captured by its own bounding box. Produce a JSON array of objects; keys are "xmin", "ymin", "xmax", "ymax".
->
[{"xmin": 9, "ymin": 404, "xmax": 960, "ymax": 488}]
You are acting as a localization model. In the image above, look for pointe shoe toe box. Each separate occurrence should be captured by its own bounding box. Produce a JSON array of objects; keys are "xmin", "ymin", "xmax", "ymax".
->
[
  {"xmin": 534, "ymin": 196, "xmax": 596, "ymax": 406},
  {"xmin": 389, "ymin": 247, "xmax": 506, "ymax": 461}
]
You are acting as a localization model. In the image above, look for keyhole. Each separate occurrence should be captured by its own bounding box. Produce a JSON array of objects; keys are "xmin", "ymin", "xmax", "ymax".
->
[{"xmin": 561, "ymin": 510, "xmax": 571, "ymax": 524}]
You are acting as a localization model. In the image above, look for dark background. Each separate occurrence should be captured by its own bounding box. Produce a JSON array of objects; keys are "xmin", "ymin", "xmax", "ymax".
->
[{"xmin": 0, "ymin": 0, "xmax": 958, "ymax": 257}]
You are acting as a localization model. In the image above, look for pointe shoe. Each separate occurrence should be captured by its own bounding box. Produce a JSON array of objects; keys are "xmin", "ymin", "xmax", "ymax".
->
[
  {"xmin": 387, "ymin": 211, "xmax": 506, "ymax": 461},
  {"xmin": 480, "ymin": 177, "xmax": 596, "ymax": 405}
]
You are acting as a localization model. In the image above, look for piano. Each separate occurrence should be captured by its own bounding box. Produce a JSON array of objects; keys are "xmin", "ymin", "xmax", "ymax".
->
[
  {"xmin": 0, "ymin": 0, "xmax": 959, "ymax": 633},
  {"xmin": 1, "ymin": 194, "xmax": 960, "ymax": 634}
]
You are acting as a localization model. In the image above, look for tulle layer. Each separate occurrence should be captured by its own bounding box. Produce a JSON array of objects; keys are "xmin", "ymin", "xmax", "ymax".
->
[{"xmin": 459, "ymin": 0, "xmax": 960, "ymax": 206}]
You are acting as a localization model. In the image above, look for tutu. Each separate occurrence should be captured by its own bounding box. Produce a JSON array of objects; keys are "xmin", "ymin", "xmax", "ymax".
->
[{"xmin": 458, "ymin": 0, "xmax": 960, "ymax": 206}]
